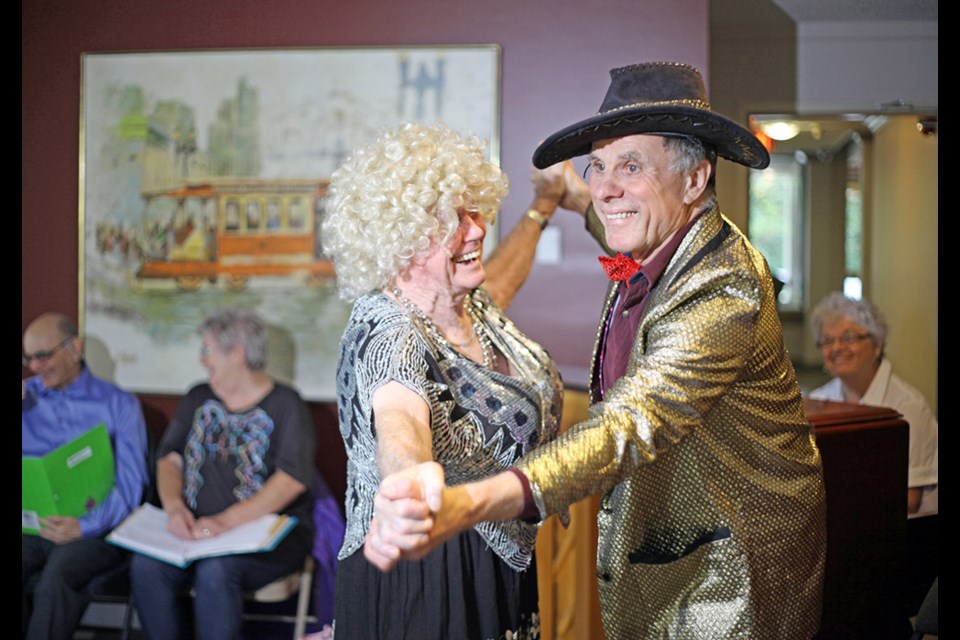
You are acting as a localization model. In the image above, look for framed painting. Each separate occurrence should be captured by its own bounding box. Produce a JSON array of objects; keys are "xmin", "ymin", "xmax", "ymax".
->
[{"xmin": 79, "ymin": 46, "xmax": 501, "ymax": 400}]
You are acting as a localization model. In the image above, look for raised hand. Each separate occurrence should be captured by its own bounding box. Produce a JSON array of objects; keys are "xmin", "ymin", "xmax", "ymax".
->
[
  {"xmin": 559, "ymin": 159, "xmax": 591, "ymax": 215},
  {"xmin": 530, "ymin": 162, "xmax": 566, "ymax": 208},
  {"xmin": 530, "ymin": 160, "xmax": 590, "ymax": 217}
]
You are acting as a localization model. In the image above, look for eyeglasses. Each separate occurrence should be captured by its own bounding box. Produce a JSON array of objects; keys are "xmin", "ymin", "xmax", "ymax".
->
[
  {"xmin": 22, "ymin": 336, "xmax": 76, "ymax": 366},
  {"xmin": 815, "ymin": 332, "xmax": 872, "ymax": 349}
]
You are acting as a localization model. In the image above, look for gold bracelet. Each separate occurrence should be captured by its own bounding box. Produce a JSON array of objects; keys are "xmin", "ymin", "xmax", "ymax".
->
[{"xmin": 525, "ymin": 208, "xmax": 549, "ymax": 230}]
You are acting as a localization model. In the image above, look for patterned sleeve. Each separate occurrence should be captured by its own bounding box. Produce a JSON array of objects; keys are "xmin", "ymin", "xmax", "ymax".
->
[
  {"xmin": 336, "ymin": 294, "xmax": 442, "ymax": 558},
  {"xmin": 341, "ymin": 295, "xmax": 436, "ymax": 436}
]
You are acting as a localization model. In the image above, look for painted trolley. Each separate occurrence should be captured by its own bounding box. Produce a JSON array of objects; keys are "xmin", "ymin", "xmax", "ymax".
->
[{"xmin": 135, "ymin": 178, "xmax": 333, "ymax": 290}]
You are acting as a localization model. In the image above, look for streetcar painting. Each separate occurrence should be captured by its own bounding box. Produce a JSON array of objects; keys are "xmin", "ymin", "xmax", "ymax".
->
[{"xmin": 136, "ymin": 178, "xmax": 332, "ymax": 289}]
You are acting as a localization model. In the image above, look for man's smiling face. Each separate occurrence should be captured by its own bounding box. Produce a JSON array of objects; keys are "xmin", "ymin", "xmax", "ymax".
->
[{"xmin": 588, "ymin": 134, "xmax": 697, "ymax": 263}]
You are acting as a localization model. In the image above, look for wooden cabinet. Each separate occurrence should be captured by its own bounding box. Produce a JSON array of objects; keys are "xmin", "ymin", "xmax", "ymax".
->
[{"xmin": 807, "ymin": 398, "xmax": 912, "ymax": 639}]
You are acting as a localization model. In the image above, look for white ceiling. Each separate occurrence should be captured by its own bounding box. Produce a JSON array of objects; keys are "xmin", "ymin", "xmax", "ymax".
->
[
  {"xmin": 746, "ymin": 1, "xmax": 937, "ymax": 154},
  {"xmin": 769, "ymin": 0, "xmax": 937, "ymax": 22}
]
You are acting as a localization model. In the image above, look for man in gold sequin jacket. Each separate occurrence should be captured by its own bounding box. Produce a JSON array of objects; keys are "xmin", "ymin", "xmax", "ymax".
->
[{"xmin": 366, "ymin": 62, "xmax": 827, "ymax": 640}]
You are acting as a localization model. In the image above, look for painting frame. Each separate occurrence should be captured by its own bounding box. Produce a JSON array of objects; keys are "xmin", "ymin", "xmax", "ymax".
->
[{"xmin": 79, "ymin": 45, "xmax": 502, "ymax": 400}]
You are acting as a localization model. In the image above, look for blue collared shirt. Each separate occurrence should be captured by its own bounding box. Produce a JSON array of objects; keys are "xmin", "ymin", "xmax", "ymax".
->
[{"xmin": 22, "ymin": 366, "xmax": 148, "ymax": 538}]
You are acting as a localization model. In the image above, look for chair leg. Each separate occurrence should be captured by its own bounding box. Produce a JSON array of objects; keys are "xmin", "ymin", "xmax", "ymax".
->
[
  {"xmin": 293, "ymin": 557, "xmax": 315, "ymax": 640},
  {"xmin": 120, "ymin": 593, "xmax": 134, "ymax": 640}
]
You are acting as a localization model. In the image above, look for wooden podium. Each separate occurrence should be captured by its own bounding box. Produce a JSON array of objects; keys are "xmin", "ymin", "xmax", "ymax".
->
[
  {"xmin": 806, "ymin": 398, "xmax": 911, "ymax": 639},
  {"xmin": 536, "ymin": 395, "xmax": 912, "ymax": 640}
]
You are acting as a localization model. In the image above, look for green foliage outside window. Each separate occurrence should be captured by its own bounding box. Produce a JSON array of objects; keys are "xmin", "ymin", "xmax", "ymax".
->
[{"xmin": 749, "ymin": 155, "xmax": 803, "ymax": 309}]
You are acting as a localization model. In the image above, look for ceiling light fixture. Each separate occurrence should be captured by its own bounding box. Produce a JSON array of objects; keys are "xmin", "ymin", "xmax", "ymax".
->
[{"xmin": 760, "ymin": 121, "xmax": 800, "ymax": 141}]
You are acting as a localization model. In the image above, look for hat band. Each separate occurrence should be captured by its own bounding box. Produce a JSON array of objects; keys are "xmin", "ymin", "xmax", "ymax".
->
[{"xmin": 599, "ymin": 98, "xmax": 711, "ymax": 116}]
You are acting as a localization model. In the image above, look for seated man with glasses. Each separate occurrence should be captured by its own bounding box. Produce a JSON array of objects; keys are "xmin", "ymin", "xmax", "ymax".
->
[
  {"xmin": 808, "ymin": 292, "xmax": 938, "ymax": 515},
  {"xmin": 22, "ymin": 311, "xmax": 149, "ymax": 640}
]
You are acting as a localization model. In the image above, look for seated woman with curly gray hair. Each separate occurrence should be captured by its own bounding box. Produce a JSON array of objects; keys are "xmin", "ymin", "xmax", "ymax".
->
[
  {"xmin": 324, "ymin": 122, "xmax": 571, "ymax": 638},
  {"xmin": 808, "ymin": 292, "xmax": 938, "ymax": 515}
]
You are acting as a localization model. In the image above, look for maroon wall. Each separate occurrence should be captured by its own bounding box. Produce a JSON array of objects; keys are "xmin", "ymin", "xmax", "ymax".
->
[{"xmin": 23, "ymin": 0, "xmax": 710, "ymax": 500}]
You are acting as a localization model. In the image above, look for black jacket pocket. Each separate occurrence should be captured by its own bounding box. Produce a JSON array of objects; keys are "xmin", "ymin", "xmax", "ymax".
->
[{"xmin": 628, "ymin": 525, "xmax": 732, "ymax": 565}]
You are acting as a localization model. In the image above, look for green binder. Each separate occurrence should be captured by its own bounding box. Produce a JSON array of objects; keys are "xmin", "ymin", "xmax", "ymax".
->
[{"xmin": 22, "ymin": 423, "xmax": 115, "ymax": 535}]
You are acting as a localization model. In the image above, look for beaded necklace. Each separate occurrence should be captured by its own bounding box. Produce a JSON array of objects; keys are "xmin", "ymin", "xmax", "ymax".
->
[{"xmin": 390, "ymin": 287, "xmax": 496, "ymax": 369}]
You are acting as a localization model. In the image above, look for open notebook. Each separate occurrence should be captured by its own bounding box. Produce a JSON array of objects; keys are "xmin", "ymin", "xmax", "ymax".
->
[{"xmin": 107, "ymin": 503, "xmax": 296, "ymax": 568}]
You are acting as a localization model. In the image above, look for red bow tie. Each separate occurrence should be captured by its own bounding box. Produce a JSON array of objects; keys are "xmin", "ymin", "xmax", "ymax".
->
[{"xmin": 598, "ymin": 254, "xmax": 642, "ymax": 286}]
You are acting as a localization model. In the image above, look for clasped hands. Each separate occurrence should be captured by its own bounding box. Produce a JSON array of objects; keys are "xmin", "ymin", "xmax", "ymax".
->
[
  {"xmin": 364, "ymin": 461, "xmax": 458, "ymax": 572},
  {"xmin": 530, "ymin": 159, "xmax": 590, "ymax": 216}
]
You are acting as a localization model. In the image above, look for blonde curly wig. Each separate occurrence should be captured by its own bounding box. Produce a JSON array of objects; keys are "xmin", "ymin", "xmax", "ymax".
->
[{"xmin": 322, "ymin": 122, "xmax": 509, "ymax": 301}]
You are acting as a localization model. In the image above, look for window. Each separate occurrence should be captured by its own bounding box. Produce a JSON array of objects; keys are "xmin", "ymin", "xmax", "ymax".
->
[
  {"xmin": 843, "ymin": 138, "xmax": 864, "ymax": 299},
  {"xmin": 748, "ymin": 153, "xmax": 805, "ymax": 310}
]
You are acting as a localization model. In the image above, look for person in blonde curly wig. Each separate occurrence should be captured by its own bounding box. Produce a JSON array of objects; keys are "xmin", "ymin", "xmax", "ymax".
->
[
  {"xmin": 323, "ymin": 122, "xmax": 510, "ymax": 301},
  {"xmin": 328, "ymin": 121, "xmax": 580, "ymax": 638}
]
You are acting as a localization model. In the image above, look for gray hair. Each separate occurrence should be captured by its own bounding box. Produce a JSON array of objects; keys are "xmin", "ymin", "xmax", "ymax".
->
[
  {"xmin": 198, "ymin": 308, "xmax": 268, "ymax": 371},
  {"xmin": 663, "ymin": 135, "xmax": 717, "ymax": 200},
  {"xmin": 811, "ymin": 292, "xmax": 888, "ymax": 346},
  {"xmin": 56, "ymin": 316, "xmax": 79, "ymax": 341}
]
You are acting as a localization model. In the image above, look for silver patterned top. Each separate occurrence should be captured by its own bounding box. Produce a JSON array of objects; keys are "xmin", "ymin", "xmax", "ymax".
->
[{"xmin": 335, "ymin": 288, "xmax": 563, "ymax": 571}]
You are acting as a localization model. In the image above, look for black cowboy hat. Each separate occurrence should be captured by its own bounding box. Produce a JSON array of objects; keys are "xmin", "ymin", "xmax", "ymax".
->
[{"xmin": 532, "ymin": 61, "xmax": 769, "ymax": 170}]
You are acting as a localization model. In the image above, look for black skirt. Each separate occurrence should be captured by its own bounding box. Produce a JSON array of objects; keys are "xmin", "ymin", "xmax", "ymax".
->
[{"xmin": 333, "ymin": 529, "xmax": 539, "ymax": 639}]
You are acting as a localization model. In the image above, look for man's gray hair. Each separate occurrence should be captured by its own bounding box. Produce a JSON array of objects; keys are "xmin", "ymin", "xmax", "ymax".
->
[
  {"xmin": 56, "ymin": 316, "xmax": 79, "ymax": 340},
  {"xmin": 198, "ymin": 308, "xmax": 268, "ymax": 371},
  {"xmin": 663, "ymin": 135, "xmax": 717, "ymax": 201},
  {"xmin": 811, "ymin": 292, "xmax": 888, "ymax": 346}
]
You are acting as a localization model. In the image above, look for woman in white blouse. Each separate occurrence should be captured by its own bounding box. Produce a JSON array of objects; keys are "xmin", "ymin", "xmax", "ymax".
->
[{"xmin": 809, "ymin": 292, "xmax": 938, "ymax": 515}]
